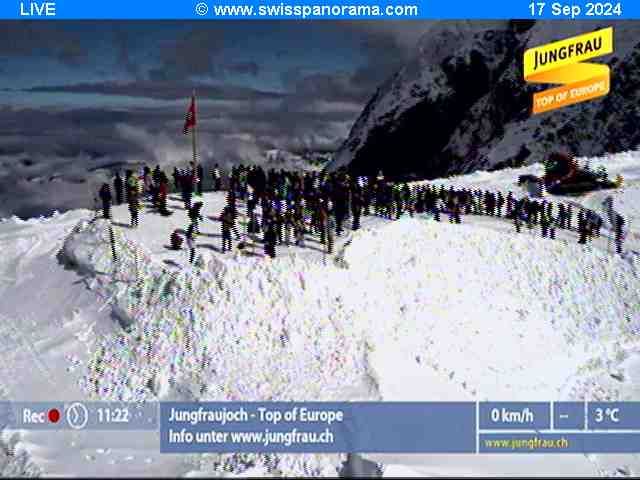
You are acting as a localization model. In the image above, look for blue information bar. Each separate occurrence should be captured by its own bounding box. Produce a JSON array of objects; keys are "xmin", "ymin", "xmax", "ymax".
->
[
  {"xmin": 160, "ymin": 402, "xmax": 476, "ymax": 453},
  {"xmin": 1, "ymin": 0, "xmax": 638, "ymax": 20},
  {"xmin": 6, "ymin": 401, "xmax": 640, "ymax": 453}
]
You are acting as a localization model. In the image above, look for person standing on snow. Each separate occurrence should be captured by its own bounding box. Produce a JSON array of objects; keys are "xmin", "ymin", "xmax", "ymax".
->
[
  {"xmin": 284, "ymin": 205, "xmax": 295, "ymax": 246},
  {"xmin": 220, "ymin": 204, "xmax": 234, "ymax": 253},
  {"xmin": 614, "ymin": 213, "xmax": 626, "ymax": 255},
  {"xmin": 142, "ymin": 165, "xmax": 151, "ymax": 194},
  {"xmin": 513, "ymin": 198, "xmax": 524, "ymax": 233},
  {"xmin": 99, "ymin": 183, "xmax": 112, "ymax": 219},
  {"xmin": 294, "ymin": 209, "xmax": 306, "ymax": 248},
  {"xmin": 485, "ymin": 191, "xmax": 495, "ymax": 216},
  {"xmin": 557, "ymin": 203, "xmax": 567, "ymax": 229},
  {"xmin": 577, "ymin": 210, "xmax": 587, "ymax": 244},
  {"xmin": 434, "ymin": 196, "xmax": 445, "ymax": 222},
  {"xmin": 448, "ymin": 194, "xmax": 462, "ymax": 224},
  {"xmin": 128, "ymin": 186, "xmax": 139, "ymax": 228},
  {"xmin": 264, "ymin": 219, "xmax": 277, "ymax": 258},
  {"xmin": 540, "ymin": 208, "xmax": 551, "ymax": 238},
  {"xmin": 188, "ymin": 201, "xmax": 204, "ymax": 234},
  {"xmin": 126, "ymin": 171, "xmax": 140, "ymax": 228},
  {"xmin": 158, "ymin": 174, "xmax": 170, "ymax": 215},
  {"xmin": 317, "ymin": 200, "xmax": 328, "ymax": 245},
  {"xmin": 182, "ymin": 170, "xmax": 194, "ymax": 211},
  {"xmin": 506, "ymin": 191, "xmax": 514, "ymax": 218},
  {"xmin": 362, "ymin": 176, "xmax": 372, "ymax": 216},
  {"xmin": 496, "ymin": 191, "xmax": 505, "ymax": 217},
  {"xmin": 351, "ymin": 186, "xmax": 363, "ymax": 230},
  {"xmin": 186, "ymin": 223, "xmax": 196, "ymax": 264},
  {"xmin": 124, "ymin": 170, "xmax": 132, "ymax": 204},
  {"xmin": 196, "ymin": 163, "xmax": 204, "ymax": 196},
  {"xmin": 114, "ymin": 172, "xmax": 123, "ymax": 206},
  {"xmin": 211, "ymin": 164, "xmax": 222, "ymax": 192},
  {"xmin": 326, "ymin": 202, "xmax": 336, "ymax": 255},
  {"xmin": 172, "ymin": 167, "xmax": 180, "ymax": 192},
  {"xmin": 247, "ymin": 185, "xmax": 259, "ymax": 234}
]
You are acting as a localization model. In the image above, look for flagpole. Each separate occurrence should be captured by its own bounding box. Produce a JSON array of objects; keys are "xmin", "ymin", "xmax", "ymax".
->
[{"xmin": 191, "ymin": 89, "xmax": 197, "ymax": 167}]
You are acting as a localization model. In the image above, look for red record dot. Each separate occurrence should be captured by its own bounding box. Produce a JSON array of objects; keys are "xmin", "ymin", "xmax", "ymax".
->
[{"xmin": 48, "ymin": 408, "xmax": 60, "ymax": 423}]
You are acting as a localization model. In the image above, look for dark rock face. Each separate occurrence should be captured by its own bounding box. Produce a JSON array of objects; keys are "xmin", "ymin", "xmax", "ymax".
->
[{"xmin": 329, "ymin": 21, "xmax": 640, "ymax": 181}]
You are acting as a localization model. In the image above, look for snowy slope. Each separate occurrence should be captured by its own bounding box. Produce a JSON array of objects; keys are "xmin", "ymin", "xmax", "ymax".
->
[{"xmin": 0, "ymin": 150, "xmax": 638, "ymax": 477}]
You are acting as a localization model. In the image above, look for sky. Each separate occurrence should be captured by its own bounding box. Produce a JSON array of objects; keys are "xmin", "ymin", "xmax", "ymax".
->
[{"xmin": 0, "ymin": 20, "xmax": 434, "ymax": 218}]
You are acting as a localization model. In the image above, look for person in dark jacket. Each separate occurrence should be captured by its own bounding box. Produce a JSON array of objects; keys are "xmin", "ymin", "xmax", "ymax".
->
[
  {"xmin": 114, "ymin": 172, "xmax": 123, "ymax": 205},
  {"xmin": 264, "ymin": 220, "xmax": 277, "ymax": 258},
  {"xmin": 513, "ymin": 199, "xmax": 524, "ymax": 233},
  {"xmin": 351, "ymin": 186, "xmax": 363, "ymax": 230},
  {"xmin": 128, "ymin": 187, "xmax": 139, "ymax": 228},
  {"xmin": 124, "ymin": 170, "xmax": 132, "ymax": 204},
  {"xmin": 99, "ymin": 183, "xmax": 112, "ymax": 219},
  {"xmin": 170, "ymin": 229, "xmax": 183, "ymax": 250},
  {"xmin": 158, "ymin": 174, "xmax": 171, "ymax": 215},
  {"xmin": 186, "ymin": 223, "xmax": 196, "ymax": 264},
  {"xmin": 172, "ymin": 167, "xmax": 180, "ymax": 192},
  {"xmin": 196, "ymin": 163, "xmax": 204, "ymax": 196},
  {"xmin": 496, "ymin": 191, "xmax": 505, "ymax": 217},
  {"xmin": 577, "ymin": 210, "xmax": 587, "ymax": 244},
  {"xmin": 211, "ymin": 164, "xmax": 222, "ymax": 192},
  {"xmin": 614, "ymin": 214, "xmax": 625, "ymax": 255},
  {"xmin": 220, "ymin": 205, "xmax": 234, "ymax": 253},
  {"xmin": 188, "ymin": 201, "xmax": 204, "ymax": 234}
]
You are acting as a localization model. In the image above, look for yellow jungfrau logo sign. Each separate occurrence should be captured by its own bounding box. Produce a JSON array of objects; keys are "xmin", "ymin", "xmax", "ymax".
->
[{"xmin": 524, "ymin": 27, "xmax": 613, "ymax": 114}]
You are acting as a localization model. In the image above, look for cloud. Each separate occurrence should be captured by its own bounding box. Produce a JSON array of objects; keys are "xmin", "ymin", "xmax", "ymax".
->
[
  {"xmin": 339, "ymin": 20, "xmax": 434, "ymax": 51},
  {"xmin": 0, "ymin": 89, "xmax": 358, "ymax": 217},
  {"xmin": 223, "ymin": 61, "xmax": 260, "ymax": 77},
  {"xmin": 148, "ymin": 27, "xmax": 227, "ymax": 81},
  {"xmin": 25, "ymin": 81, "xmax": 285, "ymax": 101},
  {"xmin": 282, "ymin": 69, "xmax": 368, "ymax": 104},
  {"xmin": 0, "ymin": 21, "xmax": 89, "ymax": 67},
  {"xmin": 113, "ymin": 27, "xmax": 142, "ymax": 80}
]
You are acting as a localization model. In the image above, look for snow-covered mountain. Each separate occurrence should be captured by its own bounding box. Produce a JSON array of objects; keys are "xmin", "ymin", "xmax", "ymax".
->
[
  {"xmin": 264, "ymin": 148, "xmax": 331, "ymax": 171},
  {"xmin": 329, "ymin": 20, "xmax": 640, "ymax": 180}
]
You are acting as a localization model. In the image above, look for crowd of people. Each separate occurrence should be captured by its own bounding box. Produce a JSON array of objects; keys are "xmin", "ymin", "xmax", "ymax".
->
[{"xmin": 96, "ymin": 162, "xmax": 628, "ymax": 263}]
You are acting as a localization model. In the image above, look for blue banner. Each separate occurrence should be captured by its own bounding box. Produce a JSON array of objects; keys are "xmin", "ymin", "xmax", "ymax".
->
[
  {"xmin": 7, "ymin": 401, "xmax": 640, "ymax": 453},
  {"xmin": 2, "ymin": 0, "xmax": 638, "ymax": 20},
  {"xmin": 159, "ymin": 402, "xmax": 476, "ymax": 453}
]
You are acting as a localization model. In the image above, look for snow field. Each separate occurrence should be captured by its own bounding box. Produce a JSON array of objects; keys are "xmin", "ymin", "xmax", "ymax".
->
[
  {"xmin": 2, "ymin": 149, "xmax": 640, "ymax": 477},
  {"xmin": 343, "ymin": 217, "xmax": 639, "ymax": 402}
]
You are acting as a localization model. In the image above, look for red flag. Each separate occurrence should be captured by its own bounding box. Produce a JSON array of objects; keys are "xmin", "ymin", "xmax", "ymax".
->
[{"xmin": 183, "ymin": 95, "xmax": 196, "ymax": 134}]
